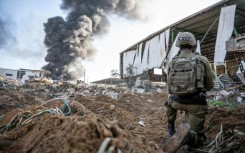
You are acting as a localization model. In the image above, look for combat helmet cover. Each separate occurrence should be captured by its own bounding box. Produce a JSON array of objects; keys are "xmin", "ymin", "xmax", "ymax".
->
[{"xmin": 176, "ymin": 32, "xmax": 196, "ymax": 47}]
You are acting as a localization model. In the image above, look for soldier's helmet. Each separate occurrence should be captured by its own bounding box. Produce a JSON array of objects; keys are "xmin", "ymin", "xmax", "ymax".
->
[{"xmin": 176, "ymin": 32, "xmax": 196, "ymax": 47}]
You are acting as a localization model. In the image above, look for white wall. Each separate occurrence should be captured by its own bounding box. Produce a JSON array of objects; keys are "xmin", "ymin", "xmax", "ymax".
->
[
  {"xmin": 21, "ymin": 71, "xmax": 34, "ymax": 83},
  {"xmin": 214, "ymin": 5, "xmax": 236, "ymax": 65},
  {"xmin": 20, "ymin": 71, "xmax": 46, "ymax": 83},
  {"xmin": 122, "ymin": 29, "xmax": 170, "ymax": 76},
  {"xmin": 0, "ymin": 68, "xmax": 48, "ymax": 84},
  {"xmin": 0, "ymin": 68, "xmax": 18, "ymax": 80}
]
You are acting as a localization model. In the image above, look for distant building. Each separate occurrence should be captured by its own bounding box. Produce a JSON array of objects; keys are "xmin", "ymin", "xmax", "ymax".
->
[
  {"xmin": 0, "ymin": 67, "xmax": 51, "ymax": 84},
  {"xmin": 91, "ymin": 77, "xmax": 126, "ymax": 88}
]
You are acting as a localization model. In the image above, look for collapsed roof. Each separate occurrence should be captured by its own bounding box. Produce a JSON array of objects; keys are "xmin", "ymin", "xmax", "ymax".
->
[{"xmin": 120, "ymin": 0, "xmax": 245, "ymax": 63}]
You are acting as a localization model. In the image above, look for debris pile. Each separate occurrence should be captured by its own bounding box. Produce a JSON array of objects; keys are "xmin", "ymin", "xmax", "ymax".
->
[
  {"xmin": 203, "ymin": 128, "xmax": 245, "ymax": 153},
  {"xmin": 207, "ymin": 72, "xmax": 245, "ymax": 107},
  {"xmin": 200, "ymin": 107, "xmax": 245, "ymax": 153},
  {"xmin": 27, "ymin": 77, "xmax": 53, "ymax": 85},
  {"xmin": 0, "ymin": 80, "xmax": 244, "ymax": 153}
]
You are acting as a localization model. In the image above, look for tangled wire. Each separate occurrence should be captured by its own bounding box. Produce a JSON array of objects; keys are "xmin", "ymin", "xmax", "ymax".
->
[
  {"xmin": 0, "ymin": 98, "xmax": 85, "ymax": 134},
  {"xmin": 191, "ymin": 124, "xmax": 245, "ymax": 153}
]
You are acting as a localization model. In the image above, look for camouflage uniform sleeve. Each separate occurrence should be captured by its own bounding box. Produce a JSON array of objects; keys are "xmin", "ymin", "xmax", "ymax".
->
[{"xmin": 200, "ymin": 56, "xmax": 214, "ymax": 91}]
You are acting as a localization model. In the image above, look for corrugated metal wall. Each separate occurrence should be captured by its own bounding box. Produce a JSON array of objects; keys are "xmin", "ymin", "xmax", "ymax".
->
[{"xmin": 122, "ymin": 29, "xmax": 170, "ymax": 76}]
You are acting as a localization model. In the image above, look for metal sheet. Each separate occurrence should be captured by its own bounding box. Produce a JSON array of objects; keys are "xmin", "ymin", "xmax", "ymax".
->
[
  {"xmin": 122, "ymin": 29, "xmax": 170, "ymax": 76},
  {"xmin": 236, "ymin": 67, "xmax": 245, "ymax": 85},
  {"xmin": 163, "ymin": 32, "xmax": 180, "ymax": 73},
  {"xmin": 214, "ymin": 5, "xmax": 236, "ymax": 65},
  {"xmin": 122, "ymin": 50, "xmax": 136, "ymax": 75},
  {"xmin": 120, "ymin": 0, "xmax": 245, "ymax": 64}
]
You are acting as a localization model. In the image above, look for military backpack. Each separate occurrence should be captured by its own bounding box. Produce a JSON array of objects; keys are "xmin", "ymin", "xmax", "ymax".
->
[{"xmin": 167, "ymin": 53, "xmax": 205, "ymax": 96}]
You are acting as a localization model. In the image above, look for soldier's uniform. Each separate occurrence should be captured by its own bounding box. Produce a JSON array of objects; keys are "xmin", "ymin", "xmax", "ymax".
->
[{"xmin": 165, "ymin": 32, "xmax": 214, "ymax": 148}]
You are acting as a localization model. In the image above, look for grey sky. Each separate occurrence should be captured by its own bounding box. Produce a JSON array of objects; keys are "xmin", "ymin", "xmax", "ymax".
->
[{"xmin": 0, "ymin": 0, "xmax": 65, "ymax": 70}]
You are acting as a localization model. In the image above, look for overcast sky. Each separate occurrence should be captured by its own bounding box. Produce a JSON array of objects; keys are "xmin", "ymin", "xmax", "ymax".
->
[{"xmin": 0, "ymin": 0, "xmax": 220, "ymax": 82}]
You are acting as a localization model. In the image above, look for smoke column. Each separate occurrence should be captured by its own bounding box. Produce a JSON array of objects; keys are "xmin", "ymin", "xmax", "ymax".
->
[
  {"xmin": 43, "ymin": 0, "xmax": 145, "ymax": 80},
  {"xmin": 0, "ymin": 17, "xmax": 13, "ymax": 48}
]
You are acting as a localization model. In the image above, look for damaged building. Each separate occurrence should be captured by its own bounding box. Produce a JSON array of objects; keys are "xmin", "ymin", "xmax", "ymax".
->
[
  {"xmin": 120, "ymin": 0, "xmax": 245, "ymax": 84},
  {"xmin": 0, "ymin": 67, "xmax": 51, "ymax": 84}
]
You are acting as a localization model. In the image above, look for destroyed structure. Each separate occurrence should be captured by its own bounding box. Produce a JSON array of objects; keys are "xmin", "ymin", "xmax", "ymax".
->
[
  {"xmin": 1, "ymin": 0, "xmax": 245, "ymax": 153},
  {"xmin": 0, "ymin": 69, "xmax": 245, "ymax": 153},
  {"xmin": 0, "ymin": 68, "xmax": 51, "ymax": 84},
  {"xmin": 120, "ymin": 0, "xmax": 245, "ymax": 85},
  {"xmin": 90, "ymin": 78, "xmax": 126, "ymax": 88}
]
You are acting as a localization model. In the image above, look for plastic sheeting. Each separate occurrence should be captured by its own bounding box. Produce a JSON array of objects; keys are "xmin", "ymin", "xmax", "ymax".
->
[
  {"xmin": 214, "ymin": 5, "xmax": 236, "ymax": 65},
  {"xmin": 196, "ymin": 40, "xmax": 201, "ymax": 54},
  {"xmin": 122, "ymin": 29, "xmax": 170, "ymax": 76},
  {"xmin": 163, "ymin": 32, "xmax": 180, "ymax": 73},
  {"xmin": 122, "ymin": 50, "xmax": 136, "ymax": 75}
]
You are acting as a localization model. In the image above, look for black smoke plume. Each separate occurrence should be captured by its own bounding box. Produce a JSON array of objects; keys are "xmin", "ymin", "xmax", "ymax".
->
[
  {"xmin": 0, "ymin": 17, "xmax": 13, "ymax": 48},
  {"xmin": 43, "ymin": 0, "xmax": 145, "ymax": 80}
]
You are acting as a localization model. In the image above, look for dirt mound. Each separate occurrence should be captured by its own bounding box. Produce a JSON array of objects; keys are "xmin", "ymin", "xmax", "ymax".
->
[
  {"xmin": 0, "ymin": 92, "xmax": 170, "ymax": 153},
  {"xmin": 205, "ymin": 106, "xmax": 245, "ymax": 138},
  {"xmin": 0, "ymin": 88, "xmax": 49, "ymax": 114},
  {"xmin": 199, "ymin": 106, "xmax": 245, "ymax": 153},
  {"xmin": 75, "ymin": 93, "xmax": 185, "ymax": 152},
  {"xmin": 1, "ymin": 85, "xmax": 245, "ymax": 153},
  {"xmin": 5, "ymin": 114, "xmax": 135, "ymax": 153}
]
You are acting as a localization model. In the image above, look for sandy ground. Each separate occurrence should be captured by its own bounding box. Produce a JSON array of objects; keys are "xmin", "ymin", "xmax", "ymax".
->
[{"xmin": 0, "ymin": 85, "xmax": 244, "ymax": 153}]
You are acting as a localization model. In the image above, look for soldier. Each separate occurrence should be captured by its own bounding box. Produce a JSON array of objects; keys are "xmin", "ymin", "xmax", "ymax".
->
[{"xmin": 164, "ymin": 32, "xmax": 214, "ymax": 151}]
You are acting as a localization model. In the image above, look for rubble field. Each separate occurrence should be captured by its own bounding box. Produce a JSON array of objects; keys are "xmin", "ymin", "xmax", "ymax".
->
[{"xmin": 0, "ymin": 82, "xmax": 245, "ymax": 153}]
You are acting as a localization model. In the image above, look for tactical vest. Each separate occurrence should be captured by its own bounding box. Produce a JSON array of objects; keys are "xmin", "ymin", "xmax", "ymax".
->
[{"xmin": 168, "ymin": 53, "xmax": 205, "ymax": 96}]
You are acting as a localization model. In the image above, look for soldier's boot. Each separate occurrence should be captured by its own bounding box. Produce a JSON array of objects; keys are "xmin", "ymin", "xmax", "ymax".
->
[
  {"xmin": 167, "ymin": 122, "xmax": 176, "ymax": 137},
  {"xmin": 162, "ymin": 123, "xmax": 191, "ymax": 153},
  {"xmin": 186, "ymin": 131, "xmax": 205, "ymax": 148}
]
